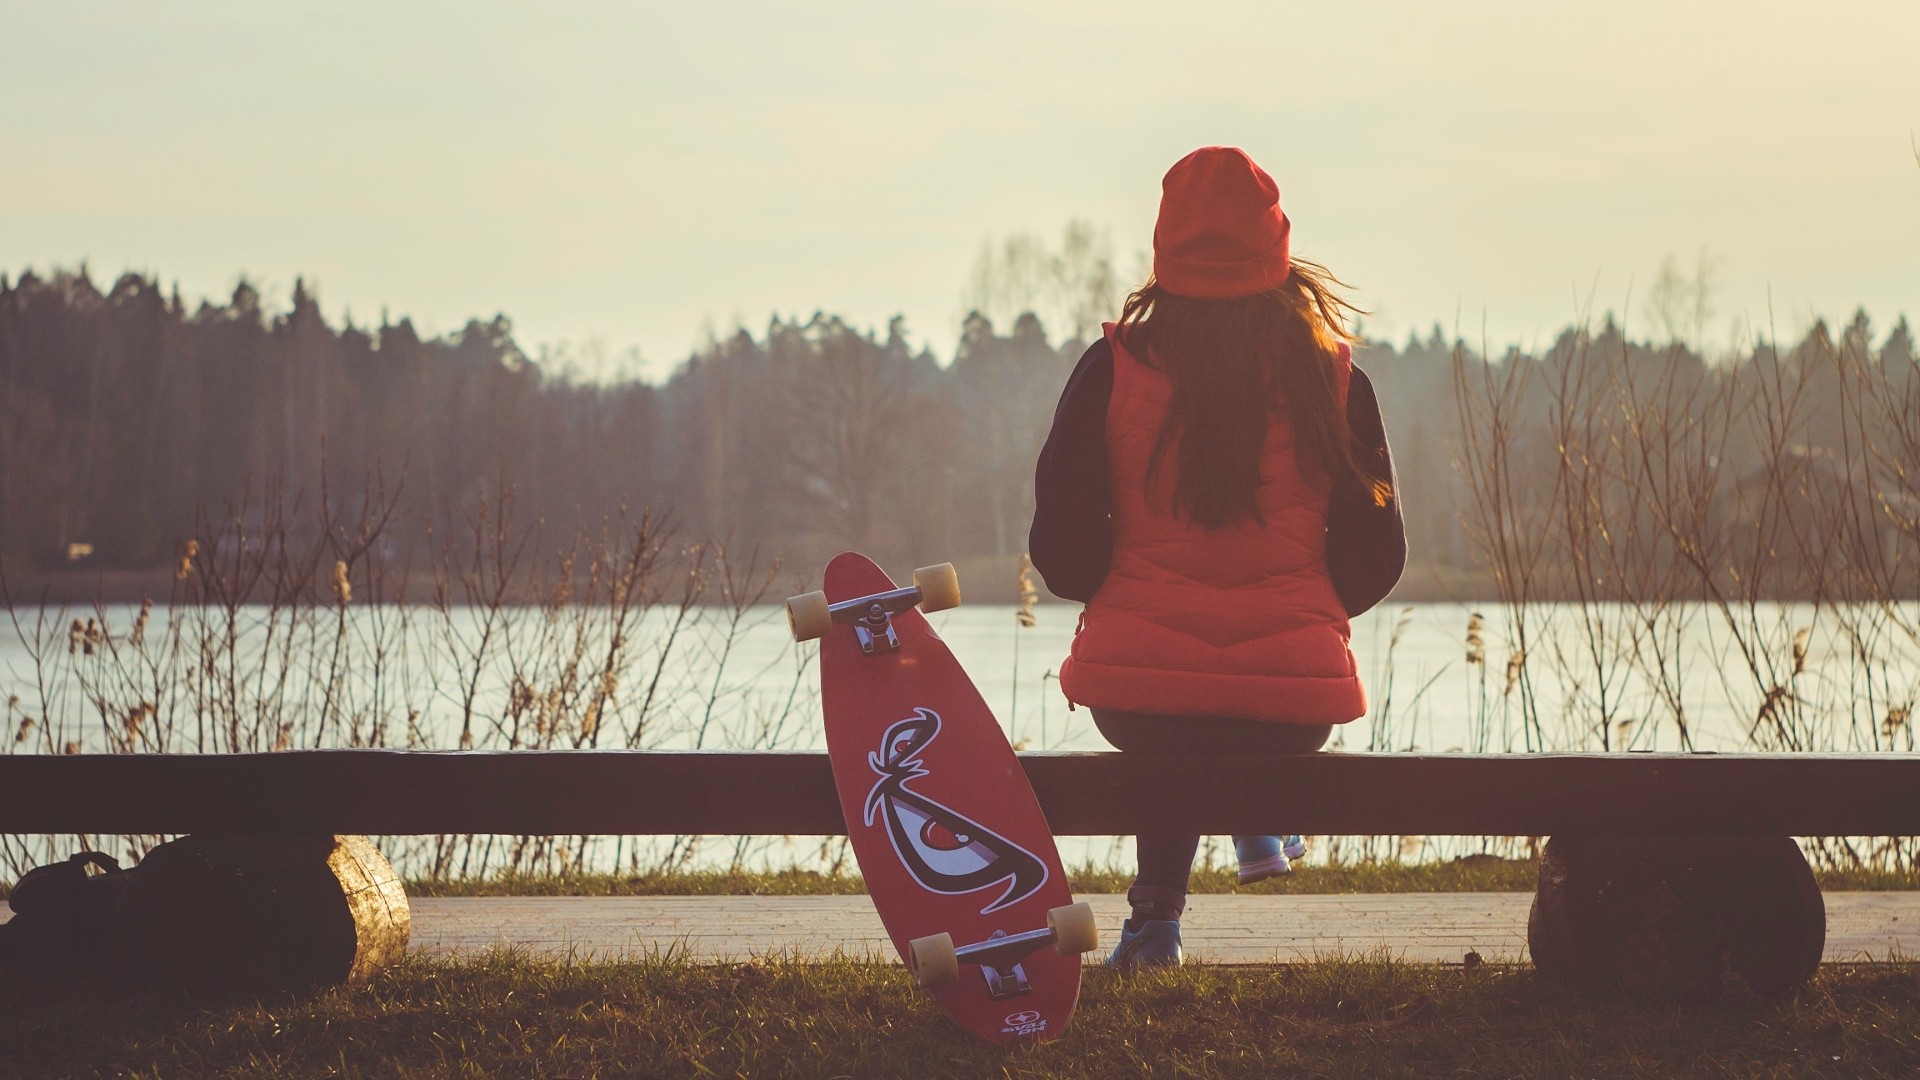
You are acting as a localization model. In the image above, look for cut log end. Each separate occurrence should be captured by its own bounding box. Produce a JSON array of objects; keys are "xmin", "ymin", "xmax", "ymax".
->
[
  {"xmin": 110, "ymin": 834, "xmax": 410, "ymax": 994},
  {"xmin": 1528, "ymin": 834, "xmax": 1824, "ymax": 1002}
]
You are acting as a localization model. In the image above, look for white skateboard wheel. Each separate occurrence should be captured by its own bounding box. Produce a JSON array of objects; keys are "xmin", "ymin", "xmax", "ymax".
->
[
  {"xmin": 786, "ymin": 590, "xmax": 831, "ymax": 641},
  {"xmin": 913, "ymin": 563, "xmax": 961, "ymax": 613},
  {"xmin": 1048, "ymin": 901, "xmax": 1099, "ymax": 957},
  {"xmin": 908, "ymin": 932, "xmax": 959, "ymax": 987}
]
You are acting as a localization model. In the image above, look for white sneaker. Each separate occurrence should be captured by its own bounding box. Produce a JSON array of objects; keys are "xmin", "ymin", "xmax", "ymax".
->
[{"xmin": 1234, "ymin": 835, "xmax": 1293, "ymax": 884}]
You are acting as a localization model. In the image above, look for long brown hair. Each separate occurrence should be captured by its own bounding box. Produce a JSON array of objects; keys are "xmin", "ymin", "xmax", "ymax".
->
[{"xmin": 1116, "ymin": 258, "xmax": 1388, "ymax": 529}]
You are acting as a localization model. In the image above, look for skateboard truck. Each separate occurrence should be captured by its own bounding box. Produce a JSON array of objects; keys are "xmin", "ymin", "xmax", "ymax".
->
[
  {"xmin": 969, "ymin": 929, "xmax": 1037, "ymax": 999},
  {"xmin": 907, "ymin": 902, "xmax": 1099, "ymax": 997},
  {"xmin": 786, "ymin": 563, "xmax": 962, "ymax": 655}
]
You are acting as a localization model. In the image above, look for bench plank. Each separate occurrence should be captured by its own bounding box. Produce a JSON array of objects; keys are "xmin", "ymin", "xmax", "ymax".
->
[{"xmin": 2, "ymin": 751, "xmax": 1917, "ymax": 836}]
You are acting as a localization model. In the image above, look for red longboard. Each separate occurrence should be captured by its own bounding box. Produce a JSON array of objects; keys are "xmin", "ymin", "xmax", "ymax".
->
[{"xmin": 788, "ymin": 552, "xmax": 1096, "ymax": 1045}]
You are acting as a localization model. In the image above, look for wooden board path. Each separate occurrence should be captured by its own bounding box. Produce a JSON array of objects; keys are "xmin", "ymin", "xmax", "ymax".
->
[{"xmin": 17, "ymin": 893, "xmax": 1901, "ymax": 967}]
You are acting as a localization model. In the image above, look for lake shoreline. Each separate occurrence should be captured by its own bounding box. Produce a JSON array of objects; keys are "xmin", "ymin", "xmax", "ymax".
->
[{"xmin": 6, "ymin": 556, "xmax": 1500, "ymax": 606}]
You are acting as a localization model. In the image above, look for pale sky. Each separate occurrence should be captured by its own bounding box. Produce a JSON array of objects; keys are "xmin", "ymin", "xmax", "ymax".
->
[{"xmin": 4, "ymin": 1, "xmax": 1917, "ymax": 379}]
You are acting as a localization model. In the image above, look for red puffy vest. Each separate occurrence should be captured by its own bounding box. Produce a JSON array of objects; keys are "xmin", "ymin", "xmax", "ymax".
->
[{"xmin": 1057, "ymin": 323, "xmax": 1365, "ymax": 725}]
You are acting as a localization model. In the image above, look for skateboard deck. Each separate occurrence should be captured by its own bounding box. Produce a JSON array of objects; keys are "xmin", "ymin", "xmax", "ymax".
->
[{"xmin": 811, "ymin": 552, "xmax": 1084, "ymax": 1044}]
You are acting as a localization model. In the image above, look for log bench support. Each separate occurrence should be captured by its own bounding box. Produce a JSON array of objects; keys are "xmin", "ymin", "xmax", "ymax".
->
[
  {"xmin": 106, "ymin": 833, "xmax": 411, "ymax": 994},
  {"xmin": 1527, "ymin": 835, "xmax": 1825, "ymax": 1000}
]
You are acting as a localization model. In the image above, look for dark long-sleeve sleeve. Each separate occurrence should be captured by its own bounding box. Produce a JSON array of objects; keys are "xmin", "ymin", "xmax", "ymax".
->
[
  {"xmin": 1028, "ymin": 338, "xmax": 1115, "ymax": 602},
  {"xmin": 1326, "ymin": 365, "xmax": 1406, "ymax": 616}
]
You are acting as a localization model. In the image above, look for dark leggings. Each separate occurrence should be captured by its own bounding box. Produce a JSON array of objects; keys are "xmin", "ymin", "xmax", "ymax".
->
[{"xmin": 1091, "ymin": 709, "xmax": 1333, "ymax": 919}]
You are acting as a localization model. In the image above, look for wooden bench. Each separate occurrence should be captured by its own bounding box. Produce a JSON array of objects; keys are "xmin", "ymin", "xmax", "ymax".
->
[
  {"xmin": 5, "ymin": 750, "xmax": 1918, "ymax": 835},
  {"xmin": 5, "ymin": 750, "xmax": 1917, "ymax": 998}
]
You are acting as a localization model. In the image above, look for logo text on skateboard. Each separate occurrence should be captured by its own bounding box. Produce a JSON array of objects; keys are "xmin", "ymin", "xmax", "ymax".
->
[{"xmin": 1001, "ymin": 1009, "xmax": 1048, "ymax": 1037}]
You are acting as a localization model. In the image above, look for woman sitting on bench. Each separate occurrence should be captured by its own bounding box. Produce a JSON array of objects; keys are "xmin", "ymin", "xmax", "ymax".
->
[{"xmin": 1029, "ymin": 145, "xmax": 1406, "ymax": 968}]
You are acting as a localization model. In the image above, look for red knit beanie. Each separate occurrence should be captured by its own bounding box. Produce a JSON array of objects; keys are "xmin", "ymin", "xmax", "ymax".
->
[{"xmin": 1152, "ymin": 146, "xmax": 1292, "ymax": 300}]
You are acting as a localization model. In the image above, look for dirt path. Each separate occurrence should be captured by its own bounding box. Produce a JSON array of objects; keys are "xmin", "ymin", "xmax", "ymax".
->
[
  {"xmin": 399, "ymin": 892, "xmax": 1920, "ymax": 965},
  {"xmin": 7, "ymin": 892, "xmax": 1908, "ymax": 964}
]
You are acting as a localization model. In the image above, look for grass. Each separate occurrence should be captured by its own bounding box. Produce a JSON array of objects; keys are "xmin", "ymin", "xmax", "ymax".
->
[
  {"xmin": 11, "ymin": 856, "xmax": 1910, "ymax": 903},
  {"xmin": 3, "ymin": 952, "xmax": 1917, "ymax": 1078},
  {"xmin": 7, "ymin": 856, "xmax": 1911, "ymax": 903},
  {"xmin": 404, "ymin": 859, "xmax": 1541, "ymax": 898},
  {"xmin": 401, "ymin": 857, "xmax": 1920, "ymax": 898}
]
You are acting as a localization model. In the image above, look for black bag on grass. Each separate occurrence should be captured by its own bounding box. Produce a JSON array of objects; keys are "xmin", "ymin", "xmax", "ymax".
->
[{"xmin": 0, "ymin": 851, "xmax": 131, "ymax": 981}]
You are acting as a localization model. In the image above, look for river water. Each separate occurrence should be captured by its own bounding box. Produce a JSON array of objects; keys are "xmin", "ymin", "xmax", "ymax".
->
[{"xmin": 5, "ymin": 600, "xmax": 1916, "ymax": 877}]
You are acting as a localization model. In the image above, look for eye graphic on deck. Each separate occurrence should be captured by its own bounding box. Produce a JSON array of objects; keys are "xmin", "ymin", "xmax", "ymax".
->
[
  {"xmin": 864, "ymin": 708, "xmax": 1048, "ymax": 915},
  {"xmin": 920, "ymin": 820, "xmax": 971, "ymax": 850}
]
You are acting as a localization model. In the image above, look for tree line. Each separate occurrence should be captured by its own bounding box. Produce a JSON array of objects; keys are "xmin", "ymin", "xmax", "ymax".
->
[{"xmin": 2, "ymin": 264, "xmax": 1913, "ymax": 599}]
